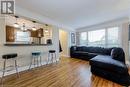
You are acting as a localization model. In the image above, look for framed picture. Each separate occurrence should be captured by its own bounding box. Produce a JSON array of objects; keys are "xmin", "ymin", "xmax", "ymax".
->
[
  {"xmin": 71, "ymin": 33, "xmax": 76, "ymax": 44},
  {"xmin": 129, "ymin": 25, "xmax": 130, "ymax": 41}
]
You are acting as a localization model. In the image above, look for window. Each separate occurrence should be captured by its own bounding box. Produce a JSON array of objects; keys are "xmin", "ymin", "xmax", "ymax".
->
[
  {"xmin": 15, "ymin": 31, "xmax": 30, "ymax": 42},
  {"xmin": 107, "ymin": 27, "xmax": 119, "ymax": 47},
  {"xmin": 79, "ymin": 27, "xmax": 120, "ymax": 47},
  {"xmin": 88, "ymin": 29, "xmax": 105, "ymax": 47},
  {"xmin": 79, "ymin": 32, "xmax": 87, "ymax": 46}
]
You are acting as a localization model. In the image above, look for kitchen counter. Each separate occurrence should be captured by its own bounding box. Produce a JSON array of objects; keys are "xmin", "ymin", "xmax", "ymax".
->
[{"xmin": 4, "ymin": 43, "xmax": 52, "ymax": 46}]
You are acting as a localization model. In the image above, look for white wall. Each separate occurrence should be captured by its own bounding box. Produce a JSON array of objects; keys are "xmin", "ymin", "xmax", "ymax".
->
[
  {"xmin": 0, "ymin": 16, "xmax": 59, "ymax": 70},
  {"xmin": 76, "ymin": 17, "xmax": 130, "ymax": 63},
  {"xmin": 59, "ymin": 29, "xmax": 69, "ymax": 57}
]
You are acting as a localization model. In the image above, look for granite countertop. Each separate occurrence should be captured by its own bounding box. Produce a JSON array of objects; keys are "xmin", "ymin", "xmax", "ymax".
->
[{"xmin": 4, "ymin": 43, "xmax": 52, "ymax": 46}]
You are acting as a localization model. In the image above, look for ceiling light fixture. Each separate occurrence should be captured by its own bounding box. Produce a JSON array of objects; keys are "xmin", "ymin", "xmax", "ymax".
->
[
  {"xmin": 32, "ymin": 26, "xmax": 37, "ymax": 31},
  {"xmin": 13, "ymin": 16, "xmax": 20, "ymax": 28},
  {"xmin": 45, "ymin": 30, "xmax": 49, "ymax": 33},
  {"xmin": 32, "ymin": 21, "xmax": 37, "ymax": 31},
  {"xmin": 21, "ymin": 23, "xmax": 27, "ymax": 32},
  {"xmin": 44, "ymin": 24, "xmax": 49, "ymax": 33}
]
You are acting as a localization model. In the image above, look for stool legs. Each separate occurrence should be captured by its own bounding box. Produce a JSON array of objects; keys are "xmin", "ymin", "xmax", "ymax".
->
[
  {"xmin": 1, "ymin": 59, "xmax": 6, "ymax": 83},
  {"xmin": 34, "ymin": 56, "xmax": 36, "ymax": 68},
  {"xmin": 29, "ymin": 55, "xmax": 42, "ymax": 70},
  {"xmin": 47, "ymin": 52, "xmax": 57, "ymax": 64},
  {"xmin": 47, "ymin": 53, "xmax": 50, "ymax": 64},
  {"xmin": 51, "ymin": 53, "xmax": 53, "ymax": 63},
  {"xmin": 47, "ymin": 53, "xmax": 53, "ymax": 64},
  {"xmin": 14, "ymin": 59, "xmax": 20, "ymax": 77},
  {"xmin": 1, "ymin": 58, "xmax": 19, "ymax": 84},
  {"xmin": 40, "ymin": 56, "xmax": 42, "ymax": 66},
  {"xmin": 37, "ymin": 57, "xmax": 39, "ymax": 67},
  {"xmin": 29, "ymin": 57, "xmax": 33, "ymax": 70},
  {"xmin": 54, "ymin": 53, "xmax": 57, "ymax": 62}
]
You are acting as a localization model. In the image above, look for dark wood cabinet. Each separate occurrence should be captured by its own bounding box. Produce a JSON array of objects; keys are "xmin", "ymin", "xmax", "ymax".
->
[
  {"xmin": 6, "ymin": 26, "xmax": 15, "ymax": 42},
  {"xmin": 30, "ymin": 30, "xmax": 37, "ymax": 37},
  {"xmin": 37, "ymin": 28, "xmax": 43, "ymax": 37},
  {"xmin": 30, "ymin": 28, "xmax": 43, "ymax": 37},
  {"xmin": 6, "ymin": 26, "xmax": 44, "ymax": 44}
]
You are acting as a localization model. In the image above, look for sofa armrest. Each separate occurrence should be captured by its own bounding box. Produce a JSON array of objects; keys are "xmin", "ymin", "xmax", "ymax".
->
[
  {"xmin": 70, "ymin": 46, "xmax": 77, "ymax": 52},
  {"xmin": 70, "ymin": 46, "xmax": 77, "ymax": 56},
  {"xmin": 111, "ymin": 48, "xmax": 125, "ymax": 64}
]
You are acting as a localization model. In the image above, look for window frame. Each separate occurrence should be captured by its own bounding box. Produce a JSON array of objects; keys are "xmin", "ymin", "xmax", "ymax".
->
[
  {"xmin": 79, "ymin": 32, "xmax": 87, "ymax": 46},
  {"xmin": 87, "ymin": 29, "xmax": 106, "ymax": 47},
  {"xmin": 79, "ymin": 26, "xmax": 120, "ymax": 47}
]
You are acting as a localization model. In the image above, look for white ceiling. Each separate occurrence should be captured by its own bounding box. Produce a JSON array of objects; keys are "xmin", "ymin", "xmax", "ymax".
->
[{"xmin": 16, "ymin": 0, "xmax": 130, "ymax": 29}]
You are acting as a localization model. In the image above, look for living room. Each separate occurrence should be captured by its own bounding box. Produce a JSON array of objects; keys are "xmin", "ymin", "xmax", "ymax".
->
[{"xmin": 0, "ymin": 0, "xmax": 130, "ymax": 87}]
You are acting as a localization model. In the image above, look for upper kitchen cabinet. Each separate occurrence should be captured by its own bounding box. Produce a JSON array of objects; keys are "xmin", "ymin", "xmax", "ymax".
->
[
  {"xmin": 37, "ymin": 28, "xmax": 43, "ymax": 37},
  {"xmin": 6, "ymin": 26, "xmax": 15, "ymax": 42},
  {"xmin": 31, "ymin": 28, "xmax": 43, "ymax": 37}
]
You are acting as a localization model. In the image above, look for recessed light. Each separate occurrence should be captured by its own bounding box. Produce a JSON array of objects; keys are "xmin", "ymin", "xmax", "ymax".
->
[
  {"xmin": 32, "ymin": 27, "xmax": 37, "ymax": 31},
  {"xmin": 13, "ymin": 23, "xmax": 19, "ymax": 28}
]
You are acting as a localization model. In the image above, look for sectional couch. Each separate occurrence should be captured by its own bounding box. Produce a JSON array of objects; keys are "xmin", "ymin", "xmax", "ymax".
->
[{"xmin": 70, "ymin": 46, "xmax": 130, "ymax": 86}]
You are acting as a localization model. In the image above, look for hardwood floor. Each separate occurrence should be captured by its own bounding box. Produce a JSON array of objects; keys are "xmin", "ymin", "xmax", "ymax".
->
[{"xmin": 0, "ymin": 57, "xmax": 124, "ymax": 87}]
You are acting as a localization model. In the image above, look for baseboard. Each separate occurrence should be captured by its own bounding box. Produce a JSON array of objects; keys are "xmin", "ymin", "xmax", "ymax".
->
[{"xmin": 0, "ymin": 60, "xmax": 58, "ymax": 77}]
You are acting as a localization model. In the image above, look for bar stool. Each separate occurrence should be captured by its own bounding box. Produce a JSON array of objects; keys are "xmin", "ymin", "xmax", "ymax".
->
[
  {"xmin": 1, "ymin": 53, "xmax": 19, "ymax": 83},
  {"xmin": 29, "ymin": 51, "xmax": 42, "ymax": 70},
  {"xmin": 47, "ymin": 50, "xmax": 57, "ymax": 64}
]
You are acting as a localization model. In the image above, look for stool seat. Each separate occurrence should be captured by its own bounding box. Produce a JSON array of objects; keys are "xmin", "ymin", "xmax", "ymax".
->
[
  {"xmin": 32, "ymin": 52, "xmax": 41, "ymax": 56},
  {"xmin": 2, "ymin": 53, "xmax": 17, "ymax": 59},
  {"xmin": 49, "ymin": 50, "xmax": 56, "ymax": 53}
]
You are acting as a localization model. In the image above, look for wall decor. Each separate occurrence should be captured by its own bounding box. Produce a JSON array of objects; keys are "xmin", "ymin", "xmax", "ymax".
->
[
  {"xmin": 71, "ymin": 33, "xmax": 76, "ymax": 44},
  {"xmin": 129, "ymin": 25, "xmax": 130, "ymax": 41}
]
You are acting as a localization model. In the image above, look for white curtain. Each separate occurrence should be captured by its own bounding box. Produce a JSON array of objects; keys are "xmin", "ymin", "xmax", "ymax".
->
[{"xmin": 120, "ymin": 22, "xmax": 129, "ymax": 64}]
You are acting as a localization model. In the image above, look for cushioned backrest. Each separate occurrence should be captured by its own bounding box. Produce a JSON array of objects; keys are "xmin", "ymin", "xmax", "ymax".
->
[
  {"xmin": 111, "ymin": 48, "xmax": 125, "ymax": 63},
  {"xmin": 104, "ymin": 48, "xmax": 113, "ymax": 55},
  {"xmin": 71, "ymin": 46, "xmax": 113, "ymax": 55},
  {"xmin": 70, "ymin": 46, "xmax": 77, "ymax": 51},
  {"xmin": 76, "ymin": 46, "xmax": 84, "ymax": 51},
  {"xmin": 82, "ymin": 46, "xmax": 112, "ymax": 55}
]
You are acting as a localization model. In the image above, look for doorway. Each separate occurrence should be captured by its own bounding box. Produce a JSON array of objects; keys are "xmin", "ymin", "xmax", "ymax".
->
[{"xmin": 59, "ymin": 29, "xmax": 69, "ymax": 57}]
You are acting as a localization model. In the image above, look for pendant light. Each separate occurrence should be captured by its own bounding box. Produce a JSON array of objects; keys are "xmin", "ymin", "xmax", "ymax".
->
[
  {"xmin": 21, "ymin": 23, "xmax": 27, "ymax": 32},
  {"xmin": 45, "ymin": 24, "xmax": 49, "ymax": 33},
  {"xmin": 13, "ymin": 16, "xmax": 20, "ymax": 28},
  {"xmin": 32, "ymin": 21, "xmax": 37, "ymax": 31}
]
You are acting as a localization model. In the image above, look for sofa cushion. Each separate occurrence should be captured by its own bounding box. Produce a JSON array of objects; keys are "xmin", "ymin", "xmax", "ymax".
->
[
  {"xmin": 75, "ymin": 51, "xmax": 88, "ymax": 55},
  {"xmin": 90, "ymin": 55, "xmax": 128, "ymax": 74},
  {"xmin": 87, "ymin": 53, "xmax": 98, "ymax": 59},
  {"xmin": 73, "ymin": 51, "xmax": 90, "ymax": 60},
  {"xmin": 104, "ymin": 48, "xmax": 113, "ymax": 55}
]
